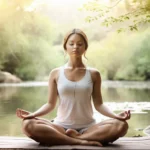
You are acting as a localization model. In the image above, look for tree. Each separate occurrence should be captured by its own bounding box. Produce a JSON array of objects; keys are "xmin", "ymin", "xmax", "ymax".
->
[
  {"xmin": 81, "ymin": 0, "xmax": 150, "ymax": 32},
  {"xmin": 0, "ymin": 0, "xmax": 63, "ymax": 80},
  {"xmin": 0, "ymin": 0, "xmax": 34, "ymax": 69}
]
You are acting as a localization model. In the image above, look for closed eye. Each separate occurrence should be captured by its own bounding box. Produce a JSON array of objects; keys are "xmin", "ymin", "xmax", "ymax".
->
[{"xmin": 69, "ymin": 43, "xmax": 83, "ymax": 46}]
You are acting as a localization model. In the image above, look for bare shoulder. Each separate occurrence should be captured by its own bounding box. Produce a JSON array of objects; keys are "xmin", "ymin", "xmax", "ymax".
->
[
  {"xmin": 48, "ymin": 67, "xmax": 61, "ymax": 82},
  {"xmin": 88, "ymin": 67, "xmax": 101, "ymax": 82}
]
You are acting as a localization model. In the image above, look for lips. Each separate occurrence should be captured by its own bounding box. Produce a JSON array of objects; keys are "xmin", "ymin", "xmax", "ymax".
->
[{"xmin": 72, "ymin": 51, "xmax": 78, "ymax": 53}]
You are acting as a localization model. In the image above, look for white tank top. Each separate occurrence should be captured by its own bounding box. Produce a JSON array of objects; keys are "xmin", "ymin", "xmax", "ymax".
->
[{"xmin": 53, "ymin": 66, "xmax": 96, "ymax": 129}]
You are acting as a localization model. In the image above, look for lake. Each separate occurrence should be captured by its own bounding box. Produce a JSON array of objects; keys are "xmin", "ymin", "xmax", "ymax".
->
[{"xmin": 0, "ymin": 81, "xmax": 150, "ymax": 137}]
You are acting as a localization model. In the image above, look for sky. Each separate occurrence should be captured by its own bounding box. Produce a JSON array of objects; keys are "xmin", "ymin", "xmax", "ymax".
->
[
  {"xmin": 33, "ymin": 0, "xmax": 88, "ymax": 6},
  {"xmin": 29, "ymin": 0, "xmax": 111, "ymax": 22},
  {"xmin": 26, "ymin": 0, "xmax": 113, "ymax": 34},
  {"xmin": 32, "ymin": 0, "xmax": 110, "ymax": 8},
  {"xmin": 27, "ymin": 0, "xmax": 92, "ymax": 27}
]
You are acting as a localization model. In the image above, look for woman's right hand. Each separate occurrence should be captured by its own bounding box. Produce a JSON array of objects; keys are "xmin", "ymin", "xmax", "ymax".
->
[{"xmin": 16, "ymin": 108, "xmax": 35, "ymax": 119}]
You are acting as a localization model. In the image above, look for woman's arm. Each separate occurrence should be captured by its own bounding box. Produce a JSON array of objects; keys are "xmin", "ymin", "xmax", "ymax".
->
[
  {"xmin": 18, "ymin": 68, "xmax": 59, "ymax": 119},
  {"xmin": 91, "ymin": 69, "xmax": 130, "ymax": 120}
]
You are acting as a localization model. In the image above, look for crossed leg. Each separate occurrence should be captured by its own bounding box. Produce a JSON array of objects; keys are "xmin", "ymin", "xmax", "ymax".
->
[
  {"xmin": 16, "ymin": 109, "xmax": 102, "ymax": 146},
  {"xmin": 17, "ymin": 109, "xmax": 128, "ymax": 146},
  {"xmin": 66, "ymin": 119, "xmax": 129, "ymax": 145}
]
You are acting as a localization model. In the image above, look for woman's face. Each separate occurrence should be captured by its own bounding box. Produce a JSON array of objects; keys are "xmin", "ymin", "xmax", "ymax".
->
[{"xmin": 65, "ymin": 34, "xmax": 86, "ymax": 57}]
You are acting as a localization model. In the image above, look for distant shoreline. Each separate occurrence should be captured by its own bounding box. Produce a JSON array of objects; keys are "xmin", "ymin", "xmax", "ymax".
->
[{"xmin": 0, "ymin": 80, "xmax": 150, "ymax": 89}]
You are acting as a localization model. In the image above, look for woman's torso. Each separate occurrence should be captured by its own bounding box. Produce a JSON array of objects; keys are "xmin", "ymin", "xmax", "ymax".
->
[{"xmin": 53, "ymin": 66, "xmax": 96, "ymax": 129}]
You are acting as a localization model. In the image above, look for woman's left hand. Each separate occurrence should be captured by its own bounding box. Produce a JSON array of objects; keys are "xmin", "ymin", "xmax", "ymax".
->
[{"xmin": 115, "ymin": 110, "xmax": 131, "ymax": 121}]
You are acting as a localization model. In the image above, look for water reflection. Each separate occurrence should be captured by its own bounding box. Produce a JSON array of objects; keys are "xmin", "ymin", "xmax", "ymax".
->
[
  {"xmin": 0, "ymin": 86, "xmax": 18, "ymax": 100},
  {"xmin": 0, "ymin": 81, "xmax": 150, "ymax": 137},
  {"xmin": 102, "ymin": 88, "xmax": 150, "ymax": 102}
]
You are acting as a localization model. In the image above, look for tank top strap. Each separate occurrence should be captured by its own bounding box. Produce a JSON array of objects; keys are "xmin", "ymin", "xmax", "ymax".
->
[
  {"xmin": 86, "ymin": 67, "xmax": 91, "ymax": 76},
  {"xmin": 58, "ymin": 66, "xmax": 65, "ymax": 82}
]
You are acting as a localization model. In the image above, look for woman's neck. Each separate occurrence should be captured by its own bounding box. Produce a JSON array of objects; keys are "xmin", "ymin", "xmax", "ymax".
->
[{"xmin": 66, "ymin": 58, "xmax": 85, "ymax": 69}]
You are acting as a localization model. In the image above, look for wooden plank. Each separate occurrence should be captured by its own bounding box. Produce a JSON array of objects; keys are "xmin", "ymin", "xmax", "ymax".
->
[{"xmin": 0, "ymin": 136, "xmax": 150, "ymax": 149}]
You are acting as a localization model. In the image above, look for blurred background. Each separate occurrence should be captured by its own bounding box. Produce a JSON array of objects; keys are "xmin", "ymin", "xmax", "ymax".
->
[{"xmin": 0, "ymin": 0, "xmax": 150, "ymax": 137}]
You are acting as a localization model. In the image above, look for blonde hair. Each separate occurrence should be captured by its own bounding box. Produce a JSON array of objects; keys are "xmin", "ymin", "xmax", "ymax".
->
[{"xmin": 63, "ymin": 29, "xmax": 88, "ymax": 51}]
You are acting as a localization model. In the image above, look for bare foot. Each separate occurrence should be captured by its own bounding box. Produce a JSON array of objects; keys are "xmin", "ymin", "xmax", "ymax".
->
[
  {"xmin": 66, "ymin": 129, "xmax": 81, "ymax": 138},
  {"xmin": 66, "ymin": 129, "xmax": 103, "ymax": 146},
  {"xmin": 80, "ymin": 140, "xmax": 102, "ymax": 147}
]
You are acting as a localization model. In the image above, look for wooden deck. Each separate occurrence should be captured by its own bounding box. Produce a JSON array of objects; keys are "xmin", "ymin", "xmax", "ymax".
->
[{"xmin": 0, "ymin": 136, "xmax": 150, "ymax": 150}]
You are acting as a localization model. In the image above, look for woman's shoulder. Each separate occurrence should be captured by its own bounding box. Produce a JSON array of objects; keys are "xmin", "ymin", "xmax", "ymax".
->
[
  {"xmin": 87, "ymin": 67, "xmax": 100, "ymax": 74},
  {"xmin": 50, "ymin": 67, "xmax": 62, "ymax": 73},
  {"xmin": 87, "ymin": 67, "xmax": 101, "ymax": 81},
  {"xmin": 48, "ymin": 67, "xmax": 62, "ymax": 81}
]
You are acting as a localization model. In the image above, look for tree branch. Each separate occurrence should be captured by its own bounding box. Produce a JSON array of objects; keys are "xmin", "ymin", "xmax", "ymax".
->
[{"xmin": 104, "ymin": 0, "xmax": 123, "ymax": 9}]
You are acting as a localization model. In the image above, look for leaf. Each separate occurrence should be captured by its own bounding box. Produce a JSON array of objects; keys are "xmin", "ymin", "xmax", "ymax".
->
[
  {"xmin": 78, "ymin": 7, "xmax": 83, "ymax": 11},
  {"xmin": 124, "ymin": 16, "xmax": 130, "ymax": 20},
  {"xmin": 117, "ymin": 29, "xmax": 122, "ymax": 33},
  {"xmin": 81, "ymin": 0, "xmax": 150, "ymax": 32},
  {"xmin": 135, "ymin": 14, "xmax": 139, "ymax": 17},
  {"xmin": 133, "ymin": 26, "xmax": 138, "ymax": 31},
  {"xmin": 146, "ymin": 15, "xmax": 150, "ymax": 18}
]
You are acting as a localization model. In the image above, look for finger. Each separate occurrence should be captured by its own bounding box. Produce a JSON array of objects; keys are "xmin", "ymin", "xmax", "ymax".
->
[
  {"xmin": 16, "ymin": 108, "xmax": 27, "ymax": 119},
  {"xmin": 21, "ymin": 110, "xmax": 26, "ymax": 115},
  {"xmin": 20, "ymin": 110, "xmax": 26, "ymax": 118},
  {"xmin": 24, "ymin": 116, "xmax": 32, "ymax": 119},
  {"xmin": 17, "ymin": 111, "xmax": 21, "ymax": 118},
  {"xmin": 17, "ymin": 111, "xmax": 23, "ymax": 118},
  {"xmin": 128, "ymin": 110, "xmax": 131, "ymax": 119},
  {"xmin": 22, "ymin": 113, "xmax": 31, "ymax": 118},
  {"xmin": 17, "ymin": 109, "xmax": 21, "ymax": 117},
  {"xmin": 21, "ymin": 110, "xmax": 30, "ymax": 116},
  {"xmin": 25, "ymin": 114, "xmax": 34, "ymax": 119},
  {"xmin": 128, "ymin": 110, "xmax": 130, "ymax": 115},
  {"xmin": 126, "ymin": 110, "xmax": 130, "ymax": 118},
  {"xmin": 117, "ymin": 115, "xmax": 125, "ymax": 121},
  {"xmin": 22, "ymin": 115, "xmax": 28, "ymax": 118},
  {"xmin": 22, "ymin": 109, "xmax": 30, "ymax": 114},
  {"xmin": 16, "ymin": 108, "xmax": 20, "ymax": 115},
  {"xmin": 20, "ymin": 110, "xmax": 22, "ymax": 116},
  {"xmin": 122, "ymin": 112, "xmax": 128, "ymax": 120},
  {"xmin": 126, "ymin": 112, "xmax": 130, "ymax": 120},
  {"xmin": 24, "ymin": 111, "xmax": 30, "ymax": 115},
  {"xmin": 123, "ymin": 111, "xmax": 127, "ymax": 117}
]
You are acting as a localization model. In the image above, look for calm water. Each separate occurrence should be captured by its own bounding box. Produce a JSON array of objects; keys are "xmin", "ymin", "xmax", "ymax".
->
[{"xmin": 0, "ymin": 81, "xmax": 150, "ymax": 137}]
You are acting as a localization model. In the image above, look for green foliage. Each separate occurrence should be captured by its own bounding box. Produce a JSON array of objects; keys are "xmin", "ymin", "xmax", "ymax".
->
[
  {"xmin": 81, "ymin": 0, "xmax": 150, "ymax": 32},
  {"xmin": 119, "ymin": 28, "xmax": 150, "ymax": 80},
  {"xmin": 86, "ymin": 28, "xmax": 150, "ymax": 81},
  {"xmin": 80, "ymin": 0, "xmax": 150, "ymax": 81},
  {"xmin": 0, "ymin": 0, "xmax": 64, "ymax": 80},
  {"xmin": 87, "ymin": 32, "xmax": 131, "ymax": 80}
]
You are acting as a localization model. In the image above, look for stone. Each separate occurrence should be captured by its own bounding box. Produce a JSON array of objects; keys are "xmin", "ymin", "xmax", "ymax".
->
[{"xmin": 0, "ymin": 71, "xmax": 22, "ymax": 83}]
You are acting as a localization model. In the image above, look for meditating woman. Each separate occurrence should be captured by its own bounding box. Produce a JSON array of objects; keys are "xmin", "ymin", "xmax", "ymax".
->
[{"xmin": 16, "ymin": 29, "xmax": 130, "ymax": 146}]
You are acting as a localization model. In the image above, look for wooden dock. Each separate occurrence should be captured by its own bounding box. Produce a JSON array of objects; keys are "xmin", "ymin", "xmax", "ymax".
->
[{"xmin": 0, "ymin": 136, "xmax": 150, "ymax": 149}]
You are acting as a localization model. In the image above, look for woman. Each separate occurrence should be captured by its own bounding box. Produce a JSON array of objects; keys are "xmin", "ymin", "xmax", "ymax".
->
[{"xmin": 16, "ymin": 29, "xmax": 130, "ymax": 146}]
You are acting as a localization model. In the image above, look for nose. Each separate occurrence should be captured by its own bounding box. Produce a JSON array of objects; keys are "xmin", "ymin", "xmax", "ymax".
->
[{"xmin": 73, "ymin": 44, "xmax": 78, "ymax": 49}]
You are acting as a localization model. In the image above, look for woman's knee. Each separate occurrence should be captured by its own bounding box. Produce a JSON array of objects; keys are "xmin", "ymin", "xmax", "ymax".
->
[
  {"xmin": 22, "ymin": 119, "xmax": 35, "ymax": 137},
  {"xmin": 114, "ymin": 120, "xmax": 129, "ymax": 136}
]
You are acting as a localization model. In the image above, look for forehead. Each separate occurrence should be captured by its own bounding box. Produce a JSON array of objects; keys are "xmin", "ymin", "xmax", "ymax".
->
[{"xmin": 67, "ymin": 34, "xmax": 84, "ymax": 42}]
